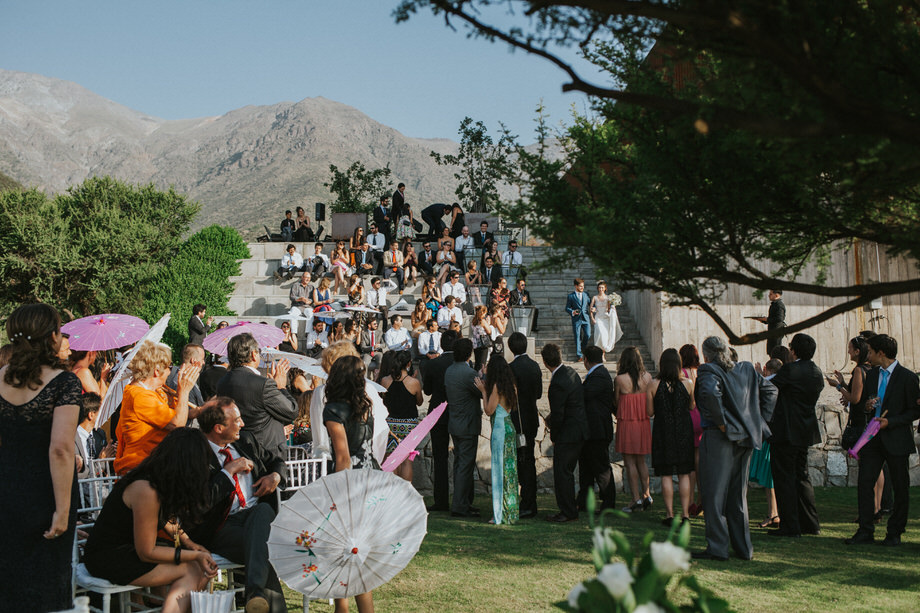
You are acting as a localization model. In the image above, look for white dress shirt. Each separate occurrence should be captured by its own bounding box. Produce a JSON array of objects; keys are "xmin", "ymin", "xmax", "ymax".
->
[
  {"xmin": 76, "ymin": 425, "xmax": 93, "ymax": 461},
  {"xmin": 311, "ymin": 252, "xmax": 331, "ymax": 268},
  {"xmin": 367, "ymin": 280, "xmax": 397, "ymax": 308},
  {"xmin": 454, "ymin": 235, "xmax": 474, "ymax": 253},
  {"xmin": 368, "ymin": 232, "xmax": 386, "ymax": 252},
  {"xmin": 441, "ymin": 281, "xmax": 467, "ymax": 304},
  {"xmin": 207, "ymin": 440, "xmax": 256, "ymax": 515},
  {"xmin": 384, "ymin": 327, "xmax": 411, "ymax": 351},
  {"xmin": 437, "ymin": 305, "xmax": 463, "ymax": 328},
  {"xmin": 306, "ymin": 329, "xmax": 329, "ymax": 349},
  {"xmin": 418, "ymin": 330, "xmax": 443, "ymax": 354},
  {"xmin": 282, "ymin": 251, "xmax": 304, "ymax": 270},
  {"xmin": 502, "ymin": 251, "xmax": 523, "ymax": 267}
]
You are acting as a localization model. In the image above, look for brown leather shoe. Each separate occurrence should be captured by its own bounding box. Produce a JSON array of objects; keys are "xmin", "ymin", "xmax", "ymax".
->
[{"xmin": 245, "ymin": 595, "xmax": 269, "ymax": 613}]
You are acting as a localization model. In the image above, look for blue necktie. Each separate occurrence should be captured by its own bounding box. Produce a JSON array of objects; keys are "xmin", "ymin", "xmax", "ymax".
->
[
  {"xmin": 876, "ymin": 369, "xmax": 890, "ymax": 417},
  {"xmin": 429, "ymin": 334, "xmax": 436, "ymax": 353}
]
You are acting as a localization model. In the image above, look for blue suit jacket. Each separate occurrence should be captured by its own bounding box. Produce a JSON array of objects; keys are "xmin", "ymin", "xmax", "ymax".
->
[{"xmin": 566, "ymin": 291, "xmax": 591, "ymax": 323}]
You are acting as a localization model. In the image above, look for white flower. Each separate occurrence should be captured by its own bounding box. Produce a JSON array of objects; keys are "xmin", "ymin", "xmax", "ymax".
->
[
  {"xmin": 567, "ymin": 582, "xmax": 587, "ymax": 608},
  {"xmin": 634, "ymin": 604, "xmax": 666, "ymax": 613},
  {"xmin": 592, "ymin": 527, "xmax": 616, "ymax": 558},
  {"xmin": 596, "ymin": 562, "xmax": 634, "ymax": 599},
  {"xmin": 650, "ymin": 541, "xmax": 691, "ymax": 576}
]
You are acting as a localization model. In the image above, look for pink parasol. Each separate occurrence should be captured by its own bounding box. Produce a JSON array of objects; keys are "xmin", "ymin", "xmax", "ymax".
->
[
  {"xmin": 847, "ymin": 411, "xmax": 887, "ymax": 459},
  {"xmin": 381, "ymin": 402, "xmax": 446, "ymax": 472},
  {"xmin": 61, "ymin": 314, "xmax": 149, "ymax": 351},
  {"xmin": 202, "ymin": 321, "xmax": 285, "ymax": 357}
]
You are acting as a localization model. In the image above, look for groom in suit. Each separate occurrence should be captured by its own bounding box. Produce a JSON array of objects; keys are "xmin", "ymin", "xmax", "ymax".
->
[
  {"xmin": 846, "ymin": 334, "xmax": 920, "ymax": 546},
  {"xmin": 565, "ymin": 278, "xmax": 592, "ymax": 360},
  {"xmin": 508, "ymin": 332, "xmax": 543, "ymax": 518}
]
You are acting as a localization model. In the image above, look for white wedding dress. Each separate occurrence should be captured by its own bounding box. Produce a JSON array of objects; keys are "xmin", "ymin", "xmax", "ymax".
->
[{"xmin": 593, "ymin": 296, "xmax": 623, "ymax": 353}]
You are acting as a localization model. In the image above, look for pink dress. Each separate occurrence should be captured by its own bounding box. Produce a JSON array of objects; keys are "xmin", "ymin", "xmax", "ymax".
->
[
  {"xmin": 683, "ymin": 368, "xmax": 703, "ymax": 448},
  {"xmin": 615, "ymin": 392, "xmax": 651, "ymax": 454}
]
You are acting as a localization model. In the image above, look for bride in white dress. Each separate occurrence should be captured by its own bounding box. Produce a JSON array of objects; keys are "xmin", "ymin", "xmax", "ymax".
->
[{"xmin": 591, "ymin": 280, "xmax": 623, "ymax": 353}]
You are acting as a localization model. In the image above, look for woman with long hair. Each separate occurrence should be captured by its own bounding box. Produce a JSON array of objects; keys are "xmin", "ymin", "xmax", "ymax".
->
[
  {"xmin": 328, "ymin": 320, "xmax": 346, "ymax": 344},
  {"xmin": 323, "ymin": 355, "xmax": 377, "ymax": 613},
  {"xmin": 0, "ymin": 304, "xmax": 82, "ymax": 612},
  {"xmin": 614, "ymin": 346, "xmax": 654, "ymax": 512},
  {"xmin": 279, "ymin": 321, "xmax": 298, "ymax": 353},
  {"xmin": 474, "ymin": 354, "xmax": 520, "ymax": 525},
  {"xmin": 68, "ymin": 349, "xmax": 111, "ymax": 397},
  {"xmin": 435, "ymin": 238, "xmax": 458, "ymax": 284},
  {"xmin": 448, "ymin": 203, "xmax": 465, "ymax": 239},
  {"xmin": 647, "ymin": 348, "xmax": 695, "ymax": 524},
  {"xmin": 410, "ymin": 299, "xmax": 430, "ymax": 338},
  {"xmin": 470, "ymin": 305, "xmax": 493, "ymax": 371},
  {"xmin": 402, "ymin": 242, "xmax": 419, "ymax": 287},
  {"xmin": 380, "ymin": 351, "xmax": 423, "ymax": 482},
  {"xmin": 489, "ymin": 277, "xmax": 511, "ymax": 318},
  {"xmin": 436, "ymin": 226, "xmax": 452, "ymax": 251},
  {"xmin": 331, "ymin": 241, "xmax": 352, "ymax": 295},
  {"xmin": 293, "ymin": 206, "xmax": 313, "ymax": 242},
  {"xmin": 84, "ymin": 428, "xmax": 218, "ymax": 613},
  {"xmin": 312, "ymin": 277, "xmax": 335, "ymax": 321},
  {"xmin": 350, "ymin": 226, "xmax": 366, "ymax": 251},
  {"xmin": 342, "ymin": 318, "xmax": 359, "ymax": 345},
  {"xmin": 464, "ymin": 260, "xmax": 481, "ymax": 287},
  {"xmin": 488, "ymin": 304, "xmax": 507, "ymax": 355},
  {"xmin": 678, "ymin": 343, "xmax": 704, "ymax": 516},
  {"xmin": 422, "ymin": 276, "xmax": 442, "ymax": 317},
  {"xmin": 347, "ymin": 274, "xmax": 366, "ymax": 306}
]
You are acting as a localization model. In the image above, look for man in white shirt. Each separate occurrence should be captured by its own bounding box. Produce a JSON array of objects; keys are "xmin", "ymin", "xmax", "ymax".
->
[
  {"xmin": 287, "ymin": 271, "xmax": 314, "ymax": 335},
  {"xmin": 308, "ymin": 242, "xmax": 332, "ymax": 277},
  {"xmin": 454, "ymin": 226, "xmax": 474, "ymax": 269},
  {"xmin": 367, "ymin": 225, "xmax": 386, "ymax": 275},
  {"xmin": 196, "ymin": 397, "xmax": 287, "ymax": 613},
  {"xmin": 75, "ymin": 393, "xmax": 114, "ymax": 478},
  {"xmin": 384, "ymin": 315, "xmax": 412, "ymax": 351},
  {"xmin": 305, "ymin": 320, "xmax": 329, "ymax": 358},
  {"xmin": 367, "ymin": 276, "xmax": 396, "ymax": 330},
  {"xmin": 441, "ymin": 271, "xmax": 467, "ymax": 305},
  {"xmin": 275, "ymin": 244, "xmax": 304, "ymax": 280},
  {"xmin": 437, "ymin": 295, "xmax": 463, "ymax": 329},
  {"xmin": 501, "ymin": 240, "xmax": 524, "ymax": 279},
  {"xmin": 418, "ymin": 319, "xmax": 442, "ymax": 359}
]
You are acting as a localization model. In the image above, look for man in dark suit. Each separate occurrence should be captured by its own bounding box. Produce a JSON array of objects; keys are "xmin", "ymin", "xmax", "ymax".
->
[
  {"xmin": 358, "ymin": 318, "xmax": 386, "ymax": 374},
  {"xmin": 473, "ymin": 221, "xmax": 494, "ymax": 248},
  {"xmin": 445, "ymin": 338, "xmax": 482, "ymax": 517},
  {"xmin": 417, "ymin": 240, "xmax": 437, "ymax": 276},
  {"xmin": 421, "ymin": 330, "xmax": 459, "ymax": 512},
  {"xmin": 216, "ymin": 333, "xmax": 296, "ymax": 462},
  {"xmin": 845, "ymin": 334, "xmax": 920, "ymax": 546},
  {"xmin": 509, "ymin": 278, "xmax": 539, "ymax": 332},
  {"xmin": 508, "ymin": 332, "xmax": 543, "ymax": 518},
  {"xmin": 194, "ymin": 397, "xmax": 288, "ymax": 613},
  {"xmin": 481, "ymin": 256, "xmax": 502, "ymax": 288},
  {"xmin": 541, "ymin": 343, "xmax": 588, "ymax": 522},
  {"xmin": 421, "ymin": 203, "xmax": 451, "ymax": 239},
  {"xmin": 767, "ymin": 332, "xmax": 824, "ymax": 538},
  {"xmin": 565, "ymin": 278, "xmax": 592, "ymax": 360},
  {"xmin": 755, "ymin": 289, "xmax": 786, "ymax": 356},
  {"xmin": 354, "ymin": 242, "xmax": 377, "ymax": 277},
  {"xmin": 392, "ymin": 183, "xmax": 406, "ymax": 221},
  {"xmin": 576, "ymin": 345, "xmax": 616, "ymax": 512},
  {"xmin": 188, "ymin": 303, "xmax": 213, "ymax": 345},
  {"xmin": 372, "ymin": 194, "xmax": 392, "ymax": 247}
]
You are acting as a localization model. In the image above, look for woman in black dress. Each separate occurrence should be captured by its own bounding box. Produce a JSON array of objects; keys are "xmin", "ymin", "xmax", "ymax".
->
[
  {"xmin": 83, "ymin": 428, "xmax": 218, "ymax": 613},
  {"xmin": 380, "ymin": 351, "xmax": 423, "ymax": 482},
  {"xmin": 448, "ymin": 203, "xmax": 465, "ymax": 239},
  {"xmin": 323, "ymin": 355, "xmax": 376, "ymax": 613},
  {"xmin": 0, "ymin": 304, "xmax": 81, "ymax": 613},
  {"xmin": 647, "ymin": 348, "xmax": 695, "ymax": 525}
]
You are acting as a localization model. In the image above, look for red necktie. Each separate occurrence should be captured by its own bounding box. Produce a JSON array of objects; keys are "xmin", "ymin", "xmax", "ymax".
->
[
  {"xmin": 371, "ymin": 332, "xmax": 376, "ymax": 357},
  {"xmin": 219, "ymin": 447, "xmax": 246, "ymax": 509}
]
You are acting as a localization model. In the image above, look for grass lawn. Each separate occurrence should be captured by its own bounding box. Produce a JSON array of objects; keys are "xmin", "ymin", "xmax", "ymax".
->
[{"xmin": 283, "ymin": 487, "xmax": 920, "ymax": 612}]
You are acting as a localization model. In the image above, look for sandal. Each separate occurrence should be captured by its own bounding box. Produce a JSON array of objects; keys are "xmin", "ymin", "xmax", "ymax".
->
[{"xmin": 759, "ymin": 516, "xmax": 780, "ymax": 528}]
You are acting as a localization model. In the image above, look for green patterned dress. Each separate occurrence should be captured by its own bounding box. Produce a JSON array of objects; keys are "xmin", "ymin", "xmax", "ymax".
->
[{"xmin": 490, "ymin": 404, "xmax": 520, "ymax": 524}]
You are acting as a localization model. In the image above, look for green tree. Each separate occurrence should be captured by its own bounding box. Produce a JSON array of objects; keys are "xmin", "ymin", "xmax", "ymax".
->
[
  {"xmin": 430, "ymin": 117, "xmax": 516, "ymax": 213},
  {"xmin": 397, "ymin": 1, "xmax": 920, "ymax": 344},
  {"xmin": 324, "ymin": 161, "xmax": 393, "ymax": 214},
  {"xmin": 138, "ymin": 225, "xmax": 250, "ymax": 355},
  {"xmin": 0, "ymin": 177, "xmax": 198, "ymax": 321}
]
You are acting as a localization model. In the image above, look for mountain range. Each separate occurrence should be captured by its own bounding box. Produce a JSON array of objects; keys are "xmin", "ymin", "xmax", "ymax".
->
[{"xmin": 0, "ymin": 69, "xmax": 468, "ymax": 236}]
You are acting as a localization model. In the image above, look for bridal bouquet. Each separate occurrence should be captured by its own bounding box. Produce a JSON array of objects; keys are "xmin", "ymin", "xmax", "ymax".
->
[
  {"xmin": 560, "ymin": 492, "xmax": 733, "ymax": 613},
  {"xmin": 609, "ymin": 292, "xmax": 622, "ymax": 307}
]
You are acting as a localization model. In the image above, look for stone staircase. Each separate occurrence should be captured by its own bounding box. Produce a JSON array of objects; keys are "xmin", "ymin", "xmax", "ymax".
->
[{"xmin": 221, "ymin": 241, "xmax": 656, "ymax": 370}]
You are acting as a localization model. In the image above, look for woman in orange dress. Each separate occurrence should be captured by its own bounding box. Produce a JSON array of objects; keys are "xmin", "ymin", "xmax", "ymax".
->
[
  {"xmin": 114, "ymin": 341, "xmax": 202, "ymax": 475},
  {"xmin": 614, "ymin": 346, "xmax": 654, "ymax": 512}
]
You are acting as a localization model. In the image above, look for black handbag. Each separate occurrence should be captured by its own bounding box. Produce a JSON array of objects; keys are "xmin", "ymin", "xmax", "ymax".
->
[{"xmin": 841, "ymin": 424, "xmax": 860, "ymax": 450}]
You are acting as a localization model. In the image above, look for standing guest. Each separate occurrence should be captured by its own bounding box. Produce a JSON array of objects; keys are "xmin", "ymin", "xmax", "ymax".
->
[
  {"xmin": 384, "ymin": 315, "xmax": 412, "ymax": 351},
  {"xmin": 421, "ymin": 330, "xmax": 459, "ymax": 512},
  {"xmin": 648, "ymin": 348, "xmax": 695, "ymax": 525},
  {"xmin": 679, "ymin": 343, "xmax": 704, "ymax": 516},
  {"xmin": 358, "ymin": 318, "xmax": 385, "ymax": 373},
  {"xmin": 754, "ymin": 289, "xmax": 786, "ymax": 356},
  {"xmin": 501, "ymin": 240, "xmax": 524, "ymax": 278},
  {"xmin": 395, "ymin": 204, "xmax": 416, "ymax": 245},
  {"xmin": 421, "ymin": 203, "xmax": 452, "ymax": 238},
  {"xmin": 373, "ymin": 194, "xmax": 393, "ymax": 247},
  {"xmin": 454, "ymin": 225, "xmax": 474, "ymax": 269},
  {"xmin": 541, "ymin": 343, "xmax": 588, "ymax": 522},
  {"xmin": 473, "ymin": 221, "xmax": 494, "ymax": 248},
  {"xmin": 274, "ymin": 244, "xmax": 304, "ymax": 280},
  {"xmin": 392, "ymin": 183, "xmax": 407, "ymax": 221},
  {"xmin": 309, "ymin": 242, "xmax": 332, "ymax": 277},
  {"xmin": 280, "ymin": 210, "xmax": 296, "ymax": 242},
  {"xmin": 349, "ymin": 226, "xmax": 366, "ymax": 252},
  {"xmin": 442, "ymin": 271, "xmax": 468, "ymax": 306},
  {"xmin": 474, "ymin": 354, "xmax": 520, "ymax": 525},
  {"xmin": 403, "ymin": 242, "xmax": 420, "ymax": 287},
  {"xmin": 750, "ymin": 357, "xmax": 783, "ymax": 528},
  {"xmin": 845, "ymin": 334, "xmax": 920, "ymax": 546},
  {"xmin": 383, "ymin": 241, "xmax": 406, "ymax": 293},
  {"xmin": 448, "ymin": 203, "xmax": 465, "ymax": 238},
  {"xmin": 216, "ymin": 333, "xmax": 295, "ymax": 462},
  {"xmin": 692, "ymin": 336, "xmax": 776, "ymax": 561},
  {"xmin": 767, "ymin": 333, "xmax": 823, "ymax": 538},
  {"xmin": 286, "ymin": 368, "xmax": 311, "ymax": 397},
  {"xmin": 437, "ymin": 295, "xmax": 463, "ymax": 329},
  {"xmin": 509, "ymin": 278, "xmax": 539, "ymax": 333},
  {"xmin": 508, "ymin": 332, "xmax": 543, "ymax": 519},
  {"xmin": 418, "ymin": 240, "xmax": 437, "ymax": 276},
  {"xmin": 489, "ymin": 305, "xmax": 508, "ymax": 355},
  {"xmin": 188, "ymin": 303, "xmax": 214, "ymax": 345},
  {"xmin": 323, "ymin": 355, "xmax": 378, "ymax": 613},
  {"xmin": 83, "ymin": 429, "xmax": 218, "ymax": 613},
  {"xmin": 0, "ymin": 304, "xmax": 82, "ymax": 612},
  {"xmin": 576, "ymin": 345, "xmax": 617, "ymax": 513},
  {"xmin": 481, "ymin": 256, "xmax": 502, "ymax": 288},
  {"xmin": 354, "ymin": 243, "xmax": 376, "ymax": 278},
  {"xmin": 305, "ymin": 320, "xmax": 330, "ymax": 358},
  {"xmin": 446, "ymin": 339, "xmax": 483, "ymax": 518},
  {"xmin": 470, "ymin": 305, "xmax": 493, "ymax": 371},
  {"xmin": 75, "ymin": 393, "xmax": 115, "ymax": 478},
  {"xmin": 422, "ymin": 275, "xmax": 442, "ymax": 316},
  {"xmin": 69, "ymin": 349, "xmax": 110, "ymax": 397},
  {"xmin": 293, "ymin": 206, "xmax": 313, "ymax": 241},
  {"xmin": 566, "ymin": 278, "xmax": 592, "ymax": 361},
  {"xmin": 615, "ymin": 347, "xmax": 654, "ymax": 512},
  {"xmin": 366, "ymin": 224, "xmax": 386, "ymax": 274},
  {"xmin": 115, "ymin": 341, "xmax": 202, "ymax": 475},
  {"xmin": 278, "ymin": 322, "xmax": 299, "ymax": 354},
  {"xmin": 166, "ymin": 343, "xmax": 206, "ymax": 409},
  {"xmin": 199, "ymin": 358, "xmax": 229, "ymax": 402},
  {"xmin": 410, "ymin": 299, "xmax": 431, "ymax": 338},
  {"xmin": 287, "ymin": 271, "xmax": 315, "ymax": 336},
  {"xmin": 193, "ymin": 398, "xmax": 288, "ymax": 613},
  {"xmin": 418, "ymin": 319, "xmax": 442, "ymax": 359},
  {"xmin": 490, "ymin": 277, "xmax": 511, "ymax": 319},
  {"xmin": 380, "ymin": 351, "xmax": 423, "ymax": 482}
]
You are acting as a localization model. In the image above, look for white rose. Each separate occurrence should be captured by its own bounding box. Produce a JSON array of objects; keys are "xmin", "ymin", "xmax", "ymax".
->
[
  {"xmin": 592, "ymin": 527, "xmax": 616, "ymax": 558},
  {"xmin": 634, "ymin": 604, "xmax": 666, "ymax": 613},
  {"xmin": 596, "ymin": 562, "xmax": 634, "ymax": 599},
  {"xmin": 567, "ymin": 582, "xmax": 587, "ymax": 609},
  {"xmin": 650, "ymin": 541, "xmax": 691, "ymax": 576}
]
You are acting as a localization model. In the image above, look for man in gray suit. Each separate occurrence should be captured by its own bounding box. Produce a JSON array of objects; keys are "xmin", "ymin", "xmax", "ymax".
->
[
  {"xmin": 216, "ymin": 333, "xmax": 296, "ymax": 463},
  {"xmin": 693, "ymin": 336, "xmax": 777, "ymax": 561},
  {"xmin": 445, "ymin": 338, "xmax": 482, "ymax": 518}
]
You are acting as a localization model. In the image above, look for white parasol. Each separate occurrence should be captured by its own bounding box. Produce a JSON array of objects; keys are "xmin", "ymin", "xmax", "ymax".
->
[
  {"xmin": 344, "ymin": 305, "xmax": 381, "ymax": 314},
  {"xmin": 96, "ymin": 313, "xmax": 171, "ymax": 429},
  {"xmin": 261, "ymin": 348, "xmax": 320, "ymax": 370},
  {"xmin": 268, "ymin": 470, "xmax": 427, "ymax": 599}
]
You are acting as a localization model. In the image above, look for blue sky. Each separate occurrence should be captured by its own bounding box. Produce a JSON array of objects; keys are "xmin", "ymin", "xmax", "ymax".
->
[{"xmin": 0, "ymin": 0, "xmax": 597, "ymax": 141}]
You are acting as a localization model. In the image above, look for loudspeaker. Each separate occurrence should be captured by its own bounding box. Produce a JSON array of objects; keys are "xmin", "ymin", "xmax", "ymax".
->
[{"xmin": 315, "ymin": 202, "xmax": 326, "ymax": 222}]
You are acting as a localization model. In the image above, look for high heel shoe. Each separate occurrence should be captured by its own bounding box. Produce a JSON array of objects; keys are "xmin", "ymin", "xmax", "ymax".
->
[
  {"xmin": 642, "ymin": 496, "xmax": 654, "ymax": 511},
  {"xmin": 759, "ymin": 516, "xmax": 780, "ymax": 528},
  {"xmin": 622, "ymin": 499, "xmax": 643, "ymax": 514}
]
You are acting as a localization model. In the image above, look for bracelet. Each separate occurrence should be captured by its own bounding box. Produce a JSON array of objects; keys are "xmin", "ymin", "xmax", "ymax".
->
[
  {"xmin": 174, "ymin": 547, "xmax": 182, "ymax": 565},
  {"xmin": 836, "ymin": 384, "xmax": 843, "ymax": 391}
]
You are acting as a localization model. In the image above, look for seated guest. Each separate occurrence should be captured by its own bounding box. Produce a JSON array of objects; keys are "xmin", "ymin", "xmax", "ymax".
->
[
  {"xmin": 418, "ymin": 319, "xmax": 443, "ymax": 359},
  {"xmin": 342, "ymin": 319, "xmax": 360, "ymax": 345},
  {"xmin": 501, "ymin": 240, "xmax": 524, "ymax": 278},
  {"xmin": 84, "ymin": 429, "xmax": 218, "ymax": 613},
  {"xmin": 308, "ymin": 242, "xmax": 331, "ymax": 277},
  {"xmin": 384, "ymin": 315, "xmax": 412, "ymax": 351},
  {"xmin": 347, "ymin": 274, "xmax": 366, "ymax": 305},
  {"xmin": 328, "ymin": 320, "xmax": 347, "ymax": 345},
  {"xmin": 383, "ymin": 242, "xmax": 406, "ymax": 293},
  {"xmin": 481, "ymin": 256, "xmax": 502, "ymax": 288},
  {"xmin": 421, "ymin": 203, "xmax": 452, "ymax": 238},
  {"xmin": 454, "ymin": 225, "xmax": 474, "ymax": 269},
  {"xmin": 359, "ymin": 318, "xmax": 386, "ymax": 372},
  {"xmin": 367, "ymin": 276, "xmax": 397, "ymax": 330},
  {"xmin": 280, "ymin": 210, "xmax": 296, "ymax": 242},
  {"xmin": 473, "ymin": 221, "xmax": 494, "ymax": 248},
  {"xmin": 166, "ymin": 344, "xmax": 206, "ymax": 409},
  {"xmin": 410, "ymin": 300, "xmax": 430, "ymax": 338},
  {"xmin": 349, "ymin": 226, "xmax": 366, "ymax": 251},
  {"xmin": 437, "ymin": 295, "xmax": 463, "ymax": 329},
  {"xmin": 330, "ymin": 242, "xmax": 352, "ymax": 295},
  {"xmin": 402, "ymin": 242, "xmax": 420, "ymax": 287},
  {"xmin": 305, "ymin": 320, "xmax": 330, "ymax": 358},
  {"xmin": 366, "ymin": 224, "xmax": 387, "ymax": 274},
  {"xmin": 481, "ymin": 241, "xmax": 503, "ymax": 275},
  {"xmin": 418, "ymin": 240, "xmax": 437, "ymax": 276},
  {"xmin": 287, "ymin": 271, "xmax": 314, "ymax": 336},
  {"xmin": 435, "ymin": 238, "xmax": 458, "ymax": 285},
  {"xmin": 436, "ymin": 226, "xmax": 453, "ymax": 252},
  {"xmin": 422, "ymin": 276, "xmax": 442, "ymax": 317},
  {"xmin": 293, "ymin": 206, "xmax": 313, "ymax": 242},
  {"xmin": 274, "ymin": 244, "xmax": 304, "ymax": 281},
  {"xmin": 114, "ymin": 341, "xmax": 202, "ymax": 475},
  {"xmin": 75, "ymin": 392, "xmax": 115, "ymax": 478},
  {"xmin": 311, "ymin": 277, "xmax": 335, "ymax": 320},
  {"xmin": 490, "ymin": 277, "xmax": 511, "ymax": 319},
  {"xmin": 278, "ymin": 322, "xmax": 298, "ymax": 354},
  {"xmin": 194, "ymin": 398, "xmax": 288, "ymax": 613},
  {"xmin": 442, "ymin": 271, "xmax": 467, "ymax": 306},
  {"xmin": 465, "ymin": 260, "xmax": 481, "ymax": 287},
  {"xmin": 448, "ymin": 321, "xmax": 463, "ymax": 336},
  {"xmin": 354, "ymin": 243, "xmax": 376, "ymax": 277}
]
